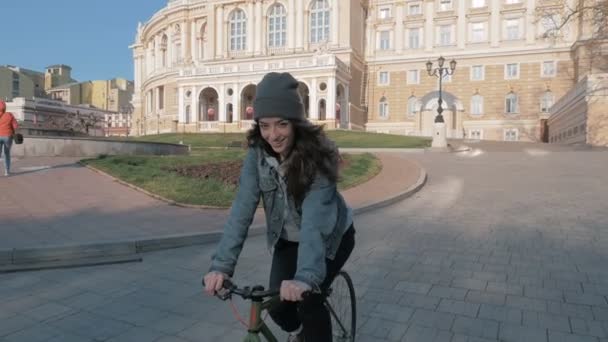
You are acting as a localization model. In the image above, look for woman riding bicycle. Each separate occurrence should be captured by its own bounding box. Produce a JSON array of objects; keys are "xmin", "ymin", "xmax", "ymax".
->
[{"xmin": 203, "ymin": 72, "xmax": 355, "ymax": 342}]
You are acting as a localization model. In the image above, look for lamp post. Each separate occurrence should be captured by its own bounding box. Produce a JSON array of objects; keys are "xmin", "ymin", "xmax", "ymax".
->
[{"xmin": 426, "ymin": 56, "xmax": 457, "ymax": 148}]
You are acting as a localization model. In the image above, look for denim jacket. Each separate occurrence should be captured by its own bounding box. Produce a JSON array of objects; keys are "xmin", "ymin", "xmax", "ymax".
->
[{"xmin": 209, "ymin": 145, "xmax": 353, "ymax": 288}]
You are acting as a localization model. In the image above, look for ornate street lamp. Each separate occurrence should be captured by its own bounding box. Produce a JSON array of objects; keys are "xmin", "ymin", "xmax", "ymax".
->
[{"xmin": 425, "ymin": 56, "xmax": 456, "ymax": 148}]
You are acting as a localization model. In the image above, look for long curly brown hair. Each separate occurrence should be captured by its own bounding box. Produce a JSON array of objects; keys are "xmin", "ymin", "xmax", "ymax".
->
[{"xmin": 247, "ymin": 119, "xmax": 339, "ymax": 205}]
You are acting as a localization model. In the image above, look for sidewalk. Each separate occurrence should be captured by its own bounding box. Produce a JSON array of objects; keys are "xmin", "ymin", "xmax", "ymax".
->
[{"xmin": 0, "ymin": 152, "xmax": 426, "ymax": 269}]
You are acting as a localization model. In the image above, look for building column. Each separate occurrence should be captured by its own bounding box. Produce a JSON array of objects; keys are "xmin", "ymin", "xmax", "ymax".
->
[
  {"xmin": 208, "ymin": 8, "xmax": 216, "ymax": 59},
  {"xmin": 327, "ymin": 76, "xmax": 336, "ymax": 120},
  {"xmin": 155, "ymin": 35, "xmax": 161, "ymax": 70},
  {"xmin": 154, "ymin": 87, "xmax": 160, "ymax": 112},
  {"xmin": 191, "ymin": 86, "xmax": 197, "ymax": 122},
  {"xmin": 219, "ymin": 84, "xmax": 226, "ymax": 122},
  {"xmin": 458, "ymin": 0, "xmax": 466, "ymax": 49},
  {"xmin": 331, "ymin": 1, "xmax": 339, "ymax": 46},
  {"xmin": 425, "ymin": 2, "xmax": 434, "ymax": 51},
  {"xmin": 395, "ymin": 3, "xmax": 404, "ymax": 53},
  {"xmin": 232, "ymin": 83, "xmax": 240, "ymax": 121},
  {"xmin": 344, "ymin": 85, "xmax": 350, "ymax": 128},
  {"xmin": 167, "ymin": 31, "xmax": 173, "ymax": 67},
  {"xmin": 247, "ymin": 1, "xmax": 255, "ymax": 54},
  {"xmin": 296, "ymin": 0, "xmax": 303, "ymax": 50},
  {"xmin": 178, "ymin": 87, "xmax": 185, "ymax": 123},
  {"xmin": 181, "ymin": 21, "xmax": 188, "ymax": 62},
  {"xmin": 191, "ymin": 21, "xmax": 197, "ymax": 62},
  {"xmin": 490, "ymin": 0, "xmax": 500, "ymax": 47},
  {"xmin": 217, "ymin": 5, "xmax": 224, "ymax": 58},
  {"xmin": 288, "ymin": 0, "xmax": 295, "ymax": 50},
  {"xmin": 310, "ymin": 79, "xmax": 319, "ymax": 120},
  {"xmin": 526, "ymin": 0, "xmax": 536, "ymax": 44},
  {"xmin": 254, "ymin": 0, "xmax": 262, "ymax": 55}
]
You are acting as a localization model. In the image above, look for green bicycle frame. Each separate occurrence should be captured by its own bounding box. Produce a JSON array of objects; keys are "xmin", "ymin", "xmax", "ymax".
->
[{"xmin": 243, "ymin": 296, "xmax": 281, "ymax": 342}]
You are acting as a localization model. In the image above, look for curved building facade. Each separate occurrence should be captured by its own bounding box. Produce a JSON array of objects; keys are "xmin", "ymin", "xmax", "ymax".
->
[{"xmin": 132, "ymin": 0, "xmax": 584, "ymax": 142}]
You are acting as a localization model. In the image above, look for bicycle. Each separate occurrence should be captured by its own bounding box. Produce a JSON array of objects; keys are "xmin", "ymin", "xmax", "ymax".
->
[{"xmin": 202, "ymin": 270, "xmax": 357, "ymax": 342}]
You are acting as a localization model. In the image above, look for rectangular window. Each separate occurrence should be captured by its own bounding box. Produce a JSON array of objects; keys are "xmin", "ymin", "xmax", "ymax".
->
[
  {"xmin": 409, "ymin": 28, "xmax": 421, "ymax": 49},
  {"xmin": 505, "ymin": 94, "xmax": 519, "ymax": 113},
  {"xmin": 505, "ymin": 63, "xmax": 519, "ymax": 79},
  {"xmin": 409, "ymin": 3, "xmax": 422, "ymax": 15},
  {"xmin": 379, "ymin": 102, "xmax": 389, "ymax": 118},
  {"xmin": 505, "ymin": 19, "xmax": 520, "ymax": 40},
  {"xmin": 378, "ymin": 71, "xmax": 390, "ymax": 85},
  {"xmin": 542, "ymin": 61, "xmax": 556, "ymax": 77},
  {"xmin": 471, "ymin": 65, "xmax": 484, "ymax": 80},
  {"xmin": 379, "ymin": 31, "xmax": 391, "ymax": 50},
  {"xmin": 439, "ymin": 0, "xmax": 453, "ymax": 11},
  {"xmin": 471, "ymin": 22, "xmax": 486, "ymax": 42},
  {"xmin": 471, "ymin": 95, "xmax": 484, "ymax": 115},
  {"xmin": 504, "ymin": 128, "xmax": 519, "ymax": 141},
  {"xmin": 505, "ymin": 0, "xmax": 521, "ymax": 3},
  {"xmin": 379, "ymin": 8, "xmax": 391, "ymax": 19},
  {"xmin": 439, "ymin": 25, "xmax": 452, "ymax": 46},
  {"xmin": 471, "ymin": 0, "xmax": 486, "ymax": 7},
  {"xmin": 469, "ymin": 129, "xmax": 483, "ymax": 139},
  {"xmin": 442, "ymin": 73, "xmax": 452, "ymax": 83},
  {"xmin": 407, "ymin": 70, "xmax": 420, "ymax": 84}
]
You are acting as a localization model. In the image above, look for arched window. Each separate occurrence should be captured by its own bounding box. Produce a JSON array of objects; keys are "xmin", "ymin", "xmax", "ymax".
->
[
  {"xmin": 268, "ymin": 4, "xmax": 287, "ymax": 47},
  {"xmin": 505, "ymin": 92, "xmax": 518, "ymax": 114},
  {"xmin": 310, "ymin": 0, "xmax": 330, "ymax": 43},
  {"xmin": 199, "ymin": 24, "xmax": 207, "ymax": 60},
  {"xmin": 540, "ymin": 91, "xmax": 554, "ymax": 113},
  {"xmin": 470, "ymin": 94, "xmax": 484, "ymax": 115},
  {"xmin": 230, "ymin": 9, "xmax": 247, "ymax": 51},
  {"xmin": 407, "ymin": 96, "xmax": 417, "ymax": 117},
  {"xmin": 379, "ymin": 97, "xmax": 389, "ymax": 119}
]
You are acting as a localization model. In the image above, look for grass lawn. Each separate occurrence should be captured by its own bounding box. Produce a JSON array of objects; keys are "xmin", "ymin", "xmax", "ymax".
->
[
  {"xmin": 82, "ymin": 151, "xmax": 381, "ymax": 207},
  {"xmin": 135, "ymin": 130, "xmax": 430, "ymax": 150}
]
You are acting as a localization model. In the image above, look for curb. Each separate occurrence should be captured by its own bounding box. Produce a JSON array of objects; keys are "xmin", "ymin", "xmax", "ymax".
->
[{"xmin": 2, "ymin": 161, "xmax": 427, "ymax": 273}]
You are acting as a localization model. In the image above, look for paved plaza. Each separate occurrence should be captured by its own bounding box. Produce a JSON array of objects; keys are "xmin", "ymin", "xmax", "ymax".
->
[{"xmin": 1, "ymin": 142, "xmax": 608, "ymax": 341}]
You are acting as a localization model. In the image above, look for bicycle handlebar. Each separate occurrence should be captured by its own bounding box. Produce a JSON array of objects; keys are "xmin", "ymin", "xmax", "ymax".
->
[
  {"xmin": 202, "ymin": 278, "xmax": 280, "ymax": 301},
  {"xmin": 202, "ymin": 278, "xmax": 317, "ymax": 302}
]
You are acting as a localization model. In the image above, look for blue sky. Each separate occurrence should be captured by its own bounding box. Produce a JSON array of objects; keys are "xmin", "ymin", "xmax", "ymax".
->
[{"xmin": 1, "ymin": 0, "xmax": 167, "ymax": 81}]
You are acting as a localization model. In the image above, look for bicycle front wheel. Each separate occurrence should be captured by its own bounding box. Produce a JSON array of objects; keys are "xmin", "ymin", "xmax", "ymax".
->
[{"xmin": 326, "ymin": 270, "xmax": 356, "ymax": 342}]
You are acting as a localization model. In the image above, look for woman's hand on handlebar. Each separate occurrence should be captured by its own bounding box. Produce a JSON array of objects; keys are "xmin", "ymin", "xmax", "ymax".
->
[
  {"xmin": 280, "ymin": 280, "xmax": 312, "ymax": 302},
  {"xmin": 203, "ymin": 271, "xmax": 228, "ymax": 296}
]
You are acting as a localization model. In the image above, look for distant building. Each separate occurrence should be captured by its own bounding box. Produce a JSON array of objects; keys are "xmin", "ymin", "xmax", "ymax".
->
[{"xmin": 0, "ymin": 65, "xmax": 46, "ymax": 101}]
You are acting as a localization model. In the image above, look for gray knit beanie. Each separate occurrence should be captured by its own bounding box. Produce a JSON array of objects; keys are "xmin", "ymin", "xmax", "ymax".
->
[{"xmin": 254, "ymin": 72, "xmax": 305, "ymax": 121}]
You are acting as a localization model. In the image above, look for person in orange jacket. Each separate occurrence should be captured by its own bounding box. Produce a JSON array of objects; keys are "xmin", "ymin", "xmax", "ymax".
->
[{"xmin": 0, "ymin": 100, "xmax": 19, "ymax": 176}]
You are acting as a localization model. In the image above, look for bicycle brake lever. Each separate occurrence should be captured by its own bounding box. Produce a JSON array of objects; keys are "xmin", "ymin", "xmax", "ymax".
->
[{"xmin": 216, "ymin": 287, "xmax": 232, "ymax": 301}]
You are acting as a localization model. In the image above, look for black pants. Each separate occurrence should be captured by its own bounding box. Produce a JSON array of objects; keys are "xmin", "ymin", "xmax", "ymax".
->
[{"xmin": 268, "ymin": 225, "xmax": 355, "ymax": 342}]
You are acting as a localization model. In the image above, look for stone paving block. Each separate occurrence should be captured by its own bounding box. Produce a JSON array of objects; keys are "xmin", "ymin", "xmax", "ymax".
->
[
  {"xmin": 582, "ymin": 283, "xmax": 608, "ymax": 297},
  {"xmin": 522, "ymin": 310, "xmax": 571, "ymax": 333},
  {"xmin": 361, "ymin": 288, "xmax": 402, "ymax": 304},
  {"xmin": 465, "ymin": 290, "xmax": 506, "ymax": 306},
  {"xmin": 570, "ymin": 318, "xmax": 608, "ymax": 338},
  {"xmin": 46, "ymin": 311, "xmax": 132, "ymax": 341},
  {"xmin": 358, "ymin": 317, "xmax": 406, "ymax": 339},
  {"xmin": 452, "ymin": 262, "xmax": 484, "ymax": 272},
  {"xmin": 398, "ymin": 292, "xmax": 441, "ymax": 310},
  {"xmin": 58, "ymin": 291, "xmax": 107, "ymax": 310},
  {"xmin": 548, "ymin": 301, "xmax": 595, "ymax": 320},
  {"xmin": 45, "ymin": 331, "xmax": 95, "ymax": 342},
  {"xmin": 451, "ymin": 316, "xmax": 499, "ymax": 340},
  {"xmin": 410, "ymin": 308, "xmax": 455, "ymax": 330},
  {"xmin": 565, "ymin": 292, "xmax": 608, "ymax": 307},
  {"xmin": 499, "ymin": 322, "xmax": 548, "ymax": 342},
  {"xmin": 514, "ymin": 276, "xmax": 545, "ymax": 287},
  {"xmin": 429, "ymin": 286, "xmax": 468, "ymax": 300},
  {"xmin": 482, "ymin": 263, "xmax": 511, "ymax": 274},
  {"xmin": 593, "ymin": 307, "xmax": 608, "ymax": 321},
  {"xmin": 451, "ymin": 333, "xmax": 499, "ymax": 342},
  {"xmin": 177, "ymin": 321, "xmax": 235, "ymax": 341},
  {"xmin": 486, "ymin": 282, "xmax": 524, "ymax": 296},
  {"xmin": 478, "ymin": 304, "xmax": 522, "ymax": 324},
  {"xmin": 548, "ymin": 330, "xmax": 601, "ymax": 342},
  {"xmin": 370, "ymin": 303, "xmax": 415, "ymax": 323},
  {"xmin": 438, "ymin": 299, "xmax": 480, "ymax": 318},
  {"xmin": 551, "ymin": 272, "xmax": 590, "ymax": 283},
  {"xmin": 524, "ymin": 286, "xmax": 565, "ymax": 301},
  {"xmin": 0, "ymin": 314, "xmax": 38, "ymax": 337},
  {"xmin": 22, "ymin": 302, "xmax": 76, "ymax": 323},
  {"xmin": 506, "ymin": 295, "xmax": 548, "ymax": 312},
  {"xmin": 154, "ymin": 336, "xmax": 191, "ymax": 342},
  {"xmin": 113, "ymin": 306, "xmax": 170, "ymax": 327},
  {"xmin": 472, "ymin": 271, "xmax": 507, "ymax": 283},
  {"xmin": 401, "ymin": 324, "xmax": 453, "ymax": 342},
  {"xmin": 105, "ymin": 327, "xmax": 167, "ymax": 342},
  {"xmin": 544, "ymin": 279, "xmax": 584, "ymax": 293},
  {"xmin": 1, "ymin": 322, "xmax": 59, "ymax": 342},
  {"xmin": 452, "ymin": 278, "xmax": 488, "ymax": 291},
  {"xmin": 145, "ymin": 313, "xmax": 198, "ymax": 335},
  {"xmin": 479, "ymin": 255, "xmax": 510, "ymax": 266},
  {"xmin": 394, "ymin": 280, "xmax": 432, "ymax": 294}
]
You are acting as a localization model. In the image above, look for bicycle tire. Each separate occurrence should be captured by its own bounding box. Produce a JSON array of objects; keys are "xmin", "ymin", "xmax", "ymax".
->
[{"xmin": 325, "ymin": 270, "xmax": 356, "ymax": 342}]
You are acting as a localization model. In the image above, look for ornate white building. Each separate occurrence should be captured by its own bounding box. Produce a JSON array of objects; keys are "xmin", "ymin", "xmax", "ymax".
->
[{"xmin": 131, "ymin": 0, "xmax": 592, "ymax": 142}]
